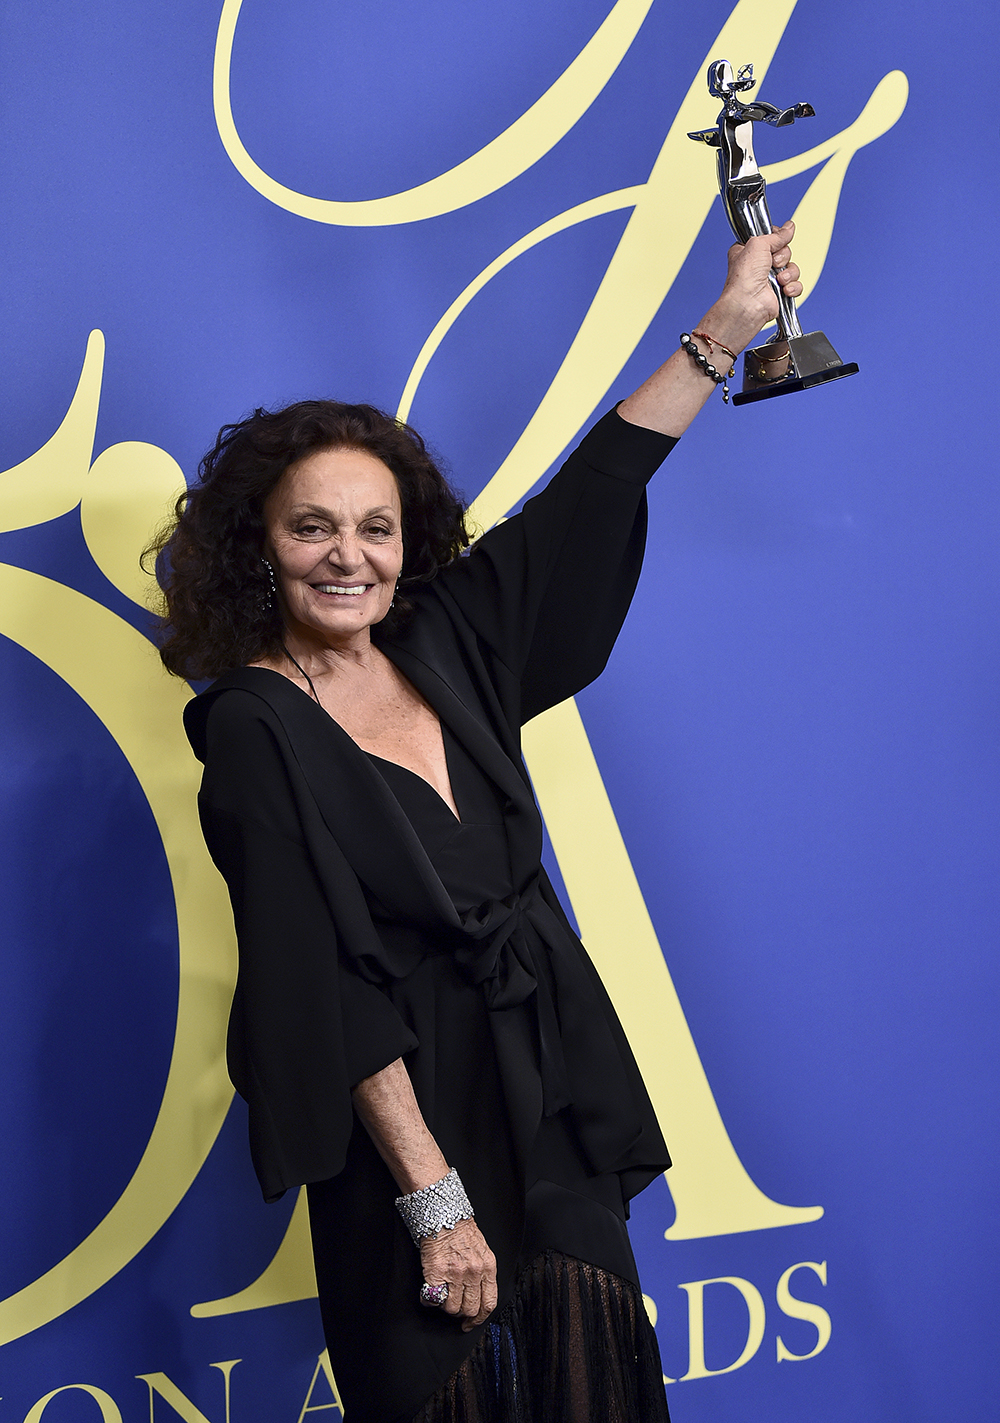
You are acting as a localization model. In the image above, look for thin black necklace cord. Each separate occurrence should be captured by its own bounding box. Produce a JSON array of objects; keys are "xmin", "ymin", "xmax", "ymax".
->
[{"xmin": 281, "ymin": 644, "xmax": 321, "ymax": 707}]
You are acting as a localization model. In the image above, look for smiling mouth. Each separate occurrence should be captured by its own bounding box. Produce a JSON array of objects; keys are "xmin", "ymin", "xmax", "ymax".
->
[{"xmin": 313, "ymin": 584, "xmax": 370, "ymax": 596}]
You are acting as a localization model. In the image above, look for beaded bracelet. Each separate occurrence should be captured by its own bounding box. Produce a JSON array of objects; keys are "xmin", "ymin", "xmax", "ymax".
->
[
  {"xmin": 680, "ymin": 333, "xmax": 734, "ymax": 404},
  {"xmin": 395, "ymin": 1168, "xmax": 474, "ymax": 1245}
]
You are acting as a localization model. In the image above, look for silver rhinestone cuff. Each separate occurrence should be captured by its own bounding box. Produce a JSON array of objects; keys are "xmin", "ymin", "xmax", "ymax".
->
[{"xmin": 395, "ymin": 1168, "xmax": 473, "ymax": 1245}]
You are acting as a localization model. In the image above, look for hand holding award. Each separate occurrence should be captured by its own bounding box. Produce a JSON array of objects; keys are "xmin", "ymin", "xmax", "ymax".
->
[{"xmin": 689, "ymin": 60, "xmax": 859, "ymax": 405}]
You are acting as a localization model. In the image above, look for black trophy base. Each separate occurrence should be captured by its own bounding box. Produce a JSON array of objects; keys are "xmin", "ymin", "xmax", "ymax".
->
[{"xmin": 732, "ymin": 331, "xmax": 859, "ymax": 406}]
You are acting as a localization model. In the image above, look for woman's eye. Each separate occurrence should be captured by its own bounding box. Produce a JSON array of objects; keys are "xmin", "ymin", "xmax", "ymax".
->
[{"xmin": 366, "ymin": 524, "xmax": 392, "ymax": 538}]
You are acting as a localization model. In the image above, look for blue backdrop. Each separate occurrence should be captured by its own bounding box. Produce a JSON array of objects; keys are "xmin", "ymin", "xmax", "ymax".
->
[{"xmin": 1, "ymin": 2, "xmax": 997, "ymax": 1420}]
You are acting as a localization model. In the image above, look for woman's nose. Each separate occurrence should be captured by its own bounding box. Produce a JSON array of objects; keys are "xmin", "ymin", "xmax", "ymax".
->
[{"xmin": 326, "ymin": 535, "xmax": 363, "ymax": 571}]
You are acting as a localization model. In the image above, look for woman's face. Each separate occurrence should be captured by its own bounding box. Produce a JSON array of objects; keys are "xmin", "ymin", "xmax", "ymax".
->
[{"xmin": 262, "ymin": 446, "xmax": 403, "ymax": 650}]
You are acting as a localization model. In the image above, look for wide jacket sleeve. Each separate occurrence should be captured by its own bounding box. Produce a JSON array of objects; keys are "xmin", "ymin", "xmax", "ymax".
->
[
  {"xmin": 433, "ymin": 408, "xmax": 676, "ymax": 724},
  {"xmin": 194, "ymin": 689, "xmax": 418, "ymax": 1202}
]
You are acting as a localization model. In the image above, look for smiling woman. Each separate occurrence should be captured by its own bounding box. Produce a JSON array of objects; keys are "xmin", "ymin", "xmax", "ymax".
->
[{"xmin": 152, "ymin": 232, "xmax": 802, "ymax": 1423}]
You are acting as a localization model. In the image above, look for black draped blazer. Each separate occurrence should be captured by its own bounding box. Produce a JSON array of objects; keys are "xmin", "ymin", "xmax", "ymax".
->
[{"xmin": 184, "ymin": 408, "xmax": 676, "ymax": 1422}]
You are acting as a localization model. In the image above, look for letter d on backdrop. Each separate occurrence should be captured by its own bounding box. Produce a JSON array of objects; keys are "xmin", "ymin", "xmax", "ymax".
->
[{"xmin": 678, "ymin": 1275, "xmax": 767, "ymax": 1380}]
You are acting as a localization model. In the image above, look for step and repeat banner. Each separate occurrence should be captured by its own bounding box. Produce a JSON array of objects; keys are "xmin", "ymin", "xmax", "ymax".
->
[{"xmin": 1, "ymin": 2, "xmax": 996, "ymax": 1420}]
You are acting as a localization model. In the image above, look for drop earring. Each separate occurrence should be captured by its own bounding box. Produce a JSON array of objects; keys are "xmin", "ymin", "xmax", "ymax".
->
[{"xmin": 262, "ymin": 558, "xmax": 278, "ymax": 610}]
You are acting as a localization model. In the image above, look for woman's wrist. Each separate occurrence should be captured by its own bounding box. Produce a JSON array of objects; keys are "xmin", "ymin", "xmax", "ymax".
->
[
  {"xmin": 396, "ymin": 1167, "xmax": 474, "ymax": 1245},
  {"xmin": 694, "ymin": 298, "xmax": 771, "ymax": 360}
]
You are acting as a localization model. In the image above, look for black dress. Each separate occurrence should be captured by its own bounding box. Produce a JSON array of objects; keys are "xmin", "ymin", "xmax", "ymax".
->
[
  {"xmin": 310, "ymin": 731, "xmax": 671, "ymax": 1422},
  {"xmin": 184, "ymin": 409, "xmax": 677, "ymax": 1423}
]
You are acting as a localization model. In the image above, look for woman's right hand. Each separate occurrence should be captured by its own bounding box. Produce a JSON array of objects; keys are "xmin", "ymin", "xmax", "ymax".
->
[
  {"xmin": 420, "ymin": 1217, "xmax": 498, "ymax": 1332},
  {"xmin": 618, "ymin": 217, "xmax": 804, "ymax": 436},
  {"xmin": 706, "ymin": 220, "xmax": 803, "ymax": 354}
]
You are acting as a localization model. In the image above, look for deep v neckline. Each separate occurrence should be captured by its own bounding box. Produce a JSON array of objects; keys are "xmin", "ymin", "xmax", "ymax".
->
[
  {"xmin": 332, "ymin": 667, "xmax": 462, "ymax": 823},
  {"xmin": 365, "ymin": 732, "xmax": 462, "ymax": 825},
  {"xmin": 250, "ymin": 658, "xmax": 463, "ymax": 823}
]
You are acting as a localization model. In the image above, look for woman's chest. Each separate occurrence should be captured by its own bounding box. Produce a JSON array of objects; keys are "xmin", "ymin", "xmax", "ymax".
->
[{"xmin": 322, "ymin": 657, "xmax": 459, "ymax": 816}]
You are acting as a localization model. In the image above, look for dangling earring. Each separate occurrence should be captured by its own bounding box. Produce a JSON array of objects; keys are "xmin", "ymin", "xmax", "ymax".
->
[{"xmin": 262, "ymin": 557, "xmax": 278, "ymax": 610}]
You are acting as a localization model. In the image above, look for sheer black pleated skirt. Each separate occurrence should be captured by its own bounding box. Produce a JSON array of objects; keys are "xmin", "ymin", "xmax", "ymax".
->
[{"xmin": 411, "ymin": 1250, "xmax": 671, "ymax": 1423}]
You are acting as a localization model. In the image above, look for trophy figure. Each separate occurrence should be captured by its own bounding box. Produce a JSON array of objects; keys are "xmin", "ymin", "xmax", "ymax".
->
[{"xmin": 689, "ymin": 60, "xmax": 858, "ymax": 405}]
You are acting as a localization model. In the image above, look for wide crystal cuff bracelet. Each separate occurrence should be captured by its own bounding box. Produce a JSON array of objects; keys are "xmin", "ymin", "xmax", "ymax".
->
[{"xmin": 395, "ymin": 1168, "xmax": 474, "ymax": 1245}]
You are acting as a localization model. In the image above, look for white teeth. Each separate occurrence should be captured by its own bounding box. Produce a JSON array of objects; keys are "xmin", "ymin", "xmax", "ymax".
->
[{"xmin": 315, "ymin": 584, "xmax": 367, "ymax": 595}]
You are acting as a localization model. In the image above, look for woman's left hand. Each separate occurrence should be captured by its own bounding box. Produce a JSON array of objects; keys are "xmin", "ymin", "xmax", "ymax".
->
[{"xmin": 420, "ymin": 1217, "xmax": 498, "ymax": 1332}]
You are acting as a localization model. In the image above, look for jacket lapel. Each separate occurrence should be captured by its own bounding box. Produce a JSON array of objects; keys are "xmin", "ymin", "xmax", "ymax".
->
[{"xmin": 203, "ymin": 669, "xmax": 461, "ymax": 931}]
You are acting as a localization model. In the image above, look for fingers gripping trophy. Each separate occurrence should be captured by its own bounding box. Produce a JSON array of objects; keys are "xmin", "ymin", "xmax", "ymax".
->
[{"xmin": 689, "ymin": 60, "xmax": 859, "ymax": 405}]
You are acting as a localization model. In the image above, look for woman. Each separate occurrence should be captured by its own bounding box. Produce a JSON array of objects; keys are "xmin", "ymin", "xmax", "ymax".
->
[{"xmin": 154, "ymin": 227, "xmax": 802, "ymax": 1423}]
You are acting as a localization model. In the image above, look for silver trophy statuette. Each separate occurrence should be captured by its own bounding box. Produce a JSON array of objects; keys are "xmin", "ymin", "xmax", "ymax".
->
[{"xmin": 689, "ymin": 60, "xmax": 858, "ymax": 406}]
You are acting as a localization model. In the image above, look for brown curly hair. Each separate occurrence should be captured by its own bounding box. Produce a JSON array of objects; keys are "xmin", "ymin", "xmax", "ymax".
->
[{"xmin": 147, "ymin": 400, "xmax": 469, "ymax": 679}]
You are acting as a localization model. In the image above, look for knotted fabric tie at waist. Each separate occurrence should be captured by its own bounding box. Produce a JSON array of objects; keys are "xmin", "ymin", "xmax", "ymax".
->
[
  {"xmin": 451, "ymin": 884, "xmax": 648, "ymax": 1176},
  {"xmin": 450, "ymin": 882, "xmax": 648, "ymax": 1187},
  {"xmin": 452, "ymin": 882, "xmax": 573, "ymax": 1117}
]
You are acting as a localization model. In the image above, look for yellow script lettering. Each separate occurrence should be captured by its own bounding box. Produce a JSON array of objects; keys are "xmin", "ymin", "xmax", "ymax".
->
[
  {"xmin": 0, "ymin": 337, "xmax": 238, "ymax": 1347},
  {"xmin": 214, "ymin": 0, "xmax": 655, "ymax": 225},
  {"xmin": 775, "ymin": 1260, "xmax": 831, "ymax": 1361}
]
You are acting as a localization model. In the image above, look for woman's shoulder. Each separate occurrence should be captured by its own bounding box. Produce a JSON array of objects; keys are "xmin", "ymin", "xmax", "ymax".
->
[{"xmin": 183, "ymin": 666, "xmax": 302, "ymax": 762}]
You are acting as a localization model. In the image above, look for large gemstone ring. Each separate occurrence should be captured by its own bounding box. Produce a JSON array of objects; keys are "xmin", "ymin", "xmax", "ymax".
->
[{"xmin": 420, "ymin": 1281, "xmax": 450, "ymax": 1307}]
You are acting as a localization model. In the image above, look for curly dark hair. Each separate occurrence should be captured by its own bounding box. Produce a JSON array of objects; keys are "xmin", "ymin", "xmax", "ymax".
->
[{"xmin": 146, "ymin": 400, "xmax": 470, "ymax": 679}]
